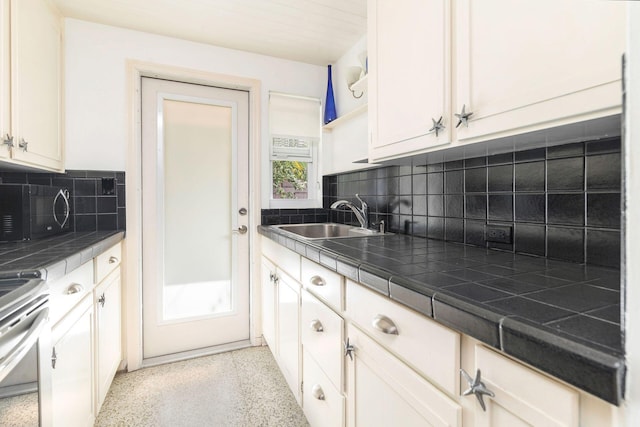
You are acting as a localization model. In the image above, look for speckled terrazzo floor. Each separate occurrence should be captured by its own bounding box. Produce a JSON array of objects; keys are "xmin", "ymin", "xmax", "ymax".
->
[{"xmin": 95, "ymin": 346, "xmax": 309, "ymax": 427}]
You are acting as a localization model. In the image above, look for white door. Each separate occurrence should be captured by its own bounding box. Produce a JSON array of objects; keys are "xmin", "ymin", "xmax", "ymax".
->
[{"xmin": 141, "ymin": 77, "xmax": 250, "ymax": 360}]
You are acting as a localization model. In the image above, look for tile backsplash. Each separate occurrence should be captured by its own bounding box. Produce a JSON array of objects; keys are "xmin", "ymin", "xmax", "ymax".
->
[
  {"xmin": 320, "ymin": 138, "xmax": 621, "ymax": 268},
  {"xmin": 262, "ymin": 137, "xmax": 621, "ymax": 268},
  {"xmin": 0, "ymin": 170, "xmax": 126, "ymax": 232}
]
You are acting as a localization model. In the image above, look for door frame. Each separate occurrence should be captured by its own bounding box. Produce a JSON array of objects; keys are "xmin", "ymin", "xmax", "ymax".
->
[{"xmin": 124, "ymin": 60, "xmax": 262, "ymax": 371}]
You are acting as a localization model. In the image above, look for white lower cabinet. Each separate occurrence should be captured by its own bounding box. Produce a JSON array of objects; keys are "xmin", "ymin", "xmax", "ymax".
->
[
  {"xmin": 466, "ymin": 344, "xmax": 579, "ymax": 427},
  {"xmin": 276, "ymin": 270, "xmax": 301, "ymax": 404},
  {"xmin": 346, "ymin": 323, "xmax": 461, "ymax": 427},
  {"xmin": 51, "ymin": 297, "xmax": 94, "ymax": 427},
  {"xmin": 263, "ymin": 244, "xmax": 619, "ymax": 427},
  {"xmin": 303, "ymin": 349, "xmax": 345, "ymax": 427},
  {"xmin": 94, "ymin": 268, "xmax": 121, "ymax": 413}
]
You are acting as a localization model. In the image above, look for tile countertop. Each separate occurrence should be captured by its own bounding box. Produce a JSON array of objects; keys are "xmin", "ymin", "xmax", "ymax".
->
[
  {"xmin": 258, "ymin": 225, "xmax": 624, "ymax": 405},
  {"xmin": 0, "ymin": 231, "xmax": 125, "ymax": 282}
]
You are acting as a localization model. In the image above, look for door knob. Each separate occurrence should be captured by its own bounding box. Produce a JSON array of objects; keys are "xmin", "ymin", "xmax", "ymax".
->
[
  {"xmin": 239, "ymin": 207, "xmax": 247, "ymax": 215},
  {"xmin": 236, "ymin": 225, "xmax": 248, "ymax": 234}
]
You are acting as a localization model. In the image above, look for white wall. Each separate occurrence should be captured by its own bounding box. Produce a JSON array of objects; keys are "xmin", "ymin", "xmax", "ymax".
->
[
  {"xmin": 322, "ymin": 35, "xmax": 372, "ymax": 175},
  {"xmin": 63, "ymin": 18, "xmax": 326, "ymax": 204}
]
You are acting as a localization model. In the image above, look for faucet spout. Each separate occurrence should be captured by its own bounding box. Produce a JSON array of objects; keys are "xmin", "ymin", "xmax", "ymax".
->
[{"xmin": 330, "ymin": 194, "xmax": 369, "ymax": 229}]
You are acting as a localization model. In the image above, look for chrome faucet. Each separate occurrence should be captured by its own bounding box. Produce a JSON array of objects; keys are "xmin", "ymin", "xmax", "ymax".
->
[{"xmin": 330, "ymin": 194, "xmax": 368, "ymax": 229}]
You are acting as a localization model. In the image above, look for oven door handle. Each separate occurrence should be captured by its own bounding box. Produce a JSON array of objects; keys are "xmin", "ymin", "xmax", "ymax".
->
[
  {"xmin": 0, "ymin": 307, "xmax": 49, "ymax": 384},
  {"xmin": 53, "ymin": 189, "xmax": 70, "ymax": 229}
]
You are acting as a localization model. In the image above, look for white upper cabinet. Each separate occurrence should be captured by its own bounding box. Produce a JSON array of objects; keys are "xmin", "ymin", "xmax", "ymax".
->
[
  {"xmin": 454, "ymin": 0, "xmax": 626, "ymax": 144},
  {"xmin": 368, "ymin": 0, "xmax": 451, "ymax": 162},
  {"xmin": 0, "ymin": 0, "xmax": 63, "ymax": 171}
]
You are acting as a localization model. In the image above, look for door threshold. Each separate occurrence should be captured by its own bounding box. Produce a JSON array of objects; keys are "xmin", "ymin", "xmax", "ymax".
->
[{"xmin": 141, "ymin": 340, "xmax": 252, "ymax": 369}]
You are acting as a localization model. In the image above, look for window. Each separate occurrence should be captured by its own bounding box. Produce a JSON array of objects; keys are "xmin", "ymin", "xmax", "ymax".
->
[{"xmin": 269, "ymin": 93, "xmax": 322, "ymax": 208}]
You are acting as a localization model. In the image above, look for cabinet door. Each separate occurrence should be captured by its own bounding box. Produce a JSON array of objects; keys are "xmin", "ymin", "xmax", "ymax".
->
[
  {"xmin": 468, "ymin": 345, "xmax": 579, "ymax": 427},
  {"xmin": 368, "ymin": 0, "xmax": 450, "ymax": 162},
  {"xmin": 277, "ymin": 271, "xmax": 301, "ymax": 404},
  {"xmin": 95, "ymin": 268, "xmax": 121, "ymax": 412},
  {"xmin": 303, "ymin": 349, "xmax": 345, "ymax": 427},
  {"xmin": 10, "ymin": 0, "xmax": 63, "ymax": 171},
  {"xmin": 454, "ymin": 0, "xmax": 626, "ymax": 144},
  {"xmin": 261, "ymin": 256, "xmax": 277, "ymax": 350},
  {"xmin": 51, "ymin": 299, "xmax": 94, "ymax": 427},
  {"xmin": 346, "ymin": 324, "xmax": 461, "ymax": 427}
]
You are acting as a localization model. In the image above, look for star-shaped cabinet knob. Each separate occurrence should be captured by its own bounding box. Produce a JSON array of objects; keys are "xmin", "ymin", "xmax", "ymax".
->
[
  {"xmin": 455, "ymin": 104, "xmax": 474, "ymax": 128},
  {"xmin": 460, "ymin": 369, "xmax": 495, "ymax": 412},
  {"xmin": 429, "ymin": 116, "xmax": 445, "ymax": 137}
]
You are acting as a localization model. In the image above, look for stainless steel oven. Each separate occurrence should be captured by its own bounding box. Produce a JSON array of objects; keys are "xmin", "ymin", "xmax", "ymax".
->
[{"xmin": 0, "ymin": 274, "xmax": 52, "ymax": 426}]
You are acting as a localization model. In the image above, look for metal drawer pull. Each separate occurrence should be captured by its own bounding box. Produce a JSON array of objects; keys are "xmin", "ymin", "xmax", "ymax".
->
[
  {"xmin": 309, "ymin": 275, "xmax": 325, "ymax": 287},
  {"xmin": 461, "ymin": 369, "xmax": 495, "ymax": 412},
  {"xmin": 372, "ymin": 314, "xmax": 399, "ymax": 335},
  {"xmin": 66, "ymin": 283, "xmax": 84, "ymax": 295},
  {"xmin": 310, "ymin": 319, "xmax": 324, "ymax": 332},
  {"xmin": 311, "ymin": 384, "xmax": 325, "ymax": 401},
  {"xmin": 108, "ymin": 256, "xmax": 119, "ymax": 264}
]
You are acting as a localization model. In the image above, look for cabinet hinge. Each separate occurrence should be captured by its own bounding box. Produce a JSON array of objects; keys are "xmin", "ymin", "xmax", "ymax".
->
[{"xmin": 301, "ymin": 381, "xmax": 303, "ymax": 394}]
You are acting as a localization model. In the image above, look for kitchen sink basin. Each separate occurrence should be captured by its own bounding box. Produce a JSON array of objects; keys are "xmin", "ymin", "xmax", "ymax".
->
[{"xmin": 274, "ymin": 223, "xmax": 389, "ymax": 240}]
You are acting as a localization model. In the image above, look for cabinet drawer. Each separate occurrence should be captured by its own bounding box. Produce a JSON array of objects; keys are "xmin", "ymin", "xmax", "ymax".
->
[
  {"xmin": 301, "ymin": 289, "xmax": 344, "ymax": 391},
  {"xmin": 262, "ymin": 238, "xmax": 300, "ymax": 281},
  {"xmin": 303, "ymin": 349, "xmax": 345, "ymax": 427},
  {"xmin": 301, "ymin": 258, "xmax": 343, "ymax": 312},
  {"xmin": 95, "ymin": 242, "xmax": 122, "ymax": 284},
  {"xmin": 346, "ymin": 279, "xmax": 460, "ymax": 395},
  {"xmin": 48, "ymin": 260, "xmax": 94, "ymax": 326}
]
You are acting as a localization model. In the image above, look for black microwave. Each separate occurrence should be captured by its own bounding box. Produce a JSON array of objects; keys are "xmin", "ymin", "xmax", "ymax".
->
[{"xmin": 0, "ymin": 184, "xmax": 71, "ymax": 242}]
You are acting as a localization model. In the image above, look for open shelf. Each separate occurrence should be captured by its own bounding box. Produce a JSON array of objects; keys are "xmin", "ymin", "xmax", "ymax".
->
[{"xmin": 322, "ymin": 104, "xmax": 368, "ymax": 132}]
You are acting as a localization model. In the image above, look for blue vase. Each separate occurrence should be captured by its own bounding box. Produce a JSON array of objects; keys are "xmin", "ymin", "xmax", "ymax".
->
[{"xmin": 324, "ymin": 65, "xmax": 337, "ymax": 124}]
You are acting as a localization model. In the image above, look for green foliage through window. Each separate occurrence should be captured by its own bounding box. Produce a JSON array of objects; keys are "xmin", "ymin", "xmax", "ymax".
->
[{"xmin": 272, "ymin": 160, "xmax": 308, "ymax": 199}]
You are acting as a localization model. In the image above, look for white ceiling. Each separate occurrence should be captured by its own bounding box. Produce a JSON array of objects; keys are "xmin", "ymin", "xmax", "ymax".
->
[{"xmin": 52, "ymin": 0, "xmax": 367, "ymax": 66}]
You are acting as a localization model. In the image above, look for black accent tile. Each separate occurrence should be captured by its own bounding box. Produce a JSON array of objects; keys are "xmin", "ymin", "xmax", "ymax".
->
[
  {"xmin": 445, "ymin": 195, "xmax": 463, "ymax": 218},
  {"xmin": 515, "ymin": 161, "xmax": 545, "ymax": 192},
  {"xmin": 408, "ymin": 271, "xmax": 466, "ymax": 288},
  {"xmin": 465, "ymin": 195, "xmax": 486, "ymax": 220},
  {"xmin": 480, "ymin": 277, "xmax": 545, "ymax": 295},
  {"xmin": 399, "ymin": 175, "xmax": 412, "ymax": 195},
  {"xmin": 444, "ymin": 269, "xmax": 497, "ymax": 283},
  {"xmin": 427, "ymin": 172, "xmax": 444, "ymax": 194},
  {"xmin": 515, "ymin": 194, "xmax": 545, "ymax": 223},
  {"xmin": 546, "ymin": 314, "xmax": 621, "ymax": 350},
  {"xmin": 74, "ymin": 197, "xmax": 96, "ymax": 214},
  {"xmin": 75, "ymin": 215, "xmax": 97, "ymax": 232},
  {"xmin": 464, "ymin": 157, "xmax": 486, "ymax": 168},
  {"xmin": 442, "ymin": 282, "xmax": 511, "ymax": 302},
  {"xmin": 488, "ymin": 152, "xmax": 513, "ymax": 165},
  {"xmin": 412, "ymin": 174, "xmax": 426, "ymax": 194},
  {"xmin": 444, "ymin": 218, "xmax": 464, "ymax": 243},
  {"xmin": 413, "ymin": 195, "xmax": 427, "ymax": 216},
  {"xmin": 488, "ymin": 165, "xmax": 513, "ymax": 192},
  {"xmin": 547, "ymin": 157, "xmax": 584, "ymax": 191},
  {"xmin": 358, "ymin": 266, "xmax": 390, "ymax": 295},
  {"xmin": 74, "ymin": 179, "xmax": 97, "ymax": 196},
  {"xmin": 97, "ymin": 214, "xmax": 118, "ymax": 230},
  {"xmin": 412, "ymin": 216, "xmax": 427, "ymax": 237},
  {"xmin": 97, "ymin": 197, "xmax": 117, "ymax": 213},
  {"xmin": 548, "ymin": 194, "xmax": 584, "ymax": 226},
  {"xmin": 515, "ymin": 148, "xmax": 545, "ymax": 162},
  {"xmin": 547, "ymin": 227, "xmax": 584, "ymax": 263},
  {"xmin": 509, "ymin": 272, "xmax": 571, "ymax": 288},
  {"xmin": 433, "ymin": 295, "xmax": 501, "ymax": 347},
  {"xmin": 586, "ymin": 153, "xmax": 621, "ymax": 190},
  {"xmin": 488, "ymin": 194, "xmax": 513, "ymax": 222},
  {"xmin": 587, "ymin": 193, "xmax": 621, "ymax": 228},
  {"xmin": 586, "ymin": 138, "xmax": 621, "ymax": 155},
  {"xmin": 488, "ymin": 297, "xmax": 573, "ymax": 323},
  {"xmin": 465, "ymin": 220, "xmax": 485, "ymax": 246},
  {"xmin": 547, "ymin": 142, "xmax": 584, "ymax": 158},
  {"xmin": 427, "ymin": 217, "xmax": 444, "ymax": 240},
  {"xmin": 526, "ymin": 283, "xmax": 619, "ymax": 313},
  {"xmin": 389, "ymin": 278, "xmax": 433, "ymax": 317},
  {"xmin": 586, "ymin": 229, "xmax": 620, "ymax": 268},
  {"xmin": 443, "ymin": 160, "xmax": 463, "ymax": 171},
  {"xmin": 500, "ymin": 317, "xmax": 623, "ymax": 405},
  {"xmin": 465, "ymin": 168, "xmax": 486, "ymax": 193},
  {"xmin": 445, "ymin": 170, "xmax": 464, "ymax": 194},
  {"xmin": 427, "ymin": 195, "xmax": 444, "ymax": 217},
  {"xmin": 336, "ymin": 257, "xmax": 359, "ymax": 282},
  {"xmin": 514, "ymin": 224, "xmax": 546, "ymax": 257},
  {"xmin": 586, "ymin": 304, "xmax": 621, "ymax": 325}
]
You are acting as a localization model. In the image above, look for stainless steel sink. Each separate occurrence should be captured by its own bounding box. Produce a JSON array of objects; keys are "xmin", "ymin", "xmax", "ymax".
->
[{"xmin": 274, "ymin": 223, "xmax": 389, "ymax": 240}]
